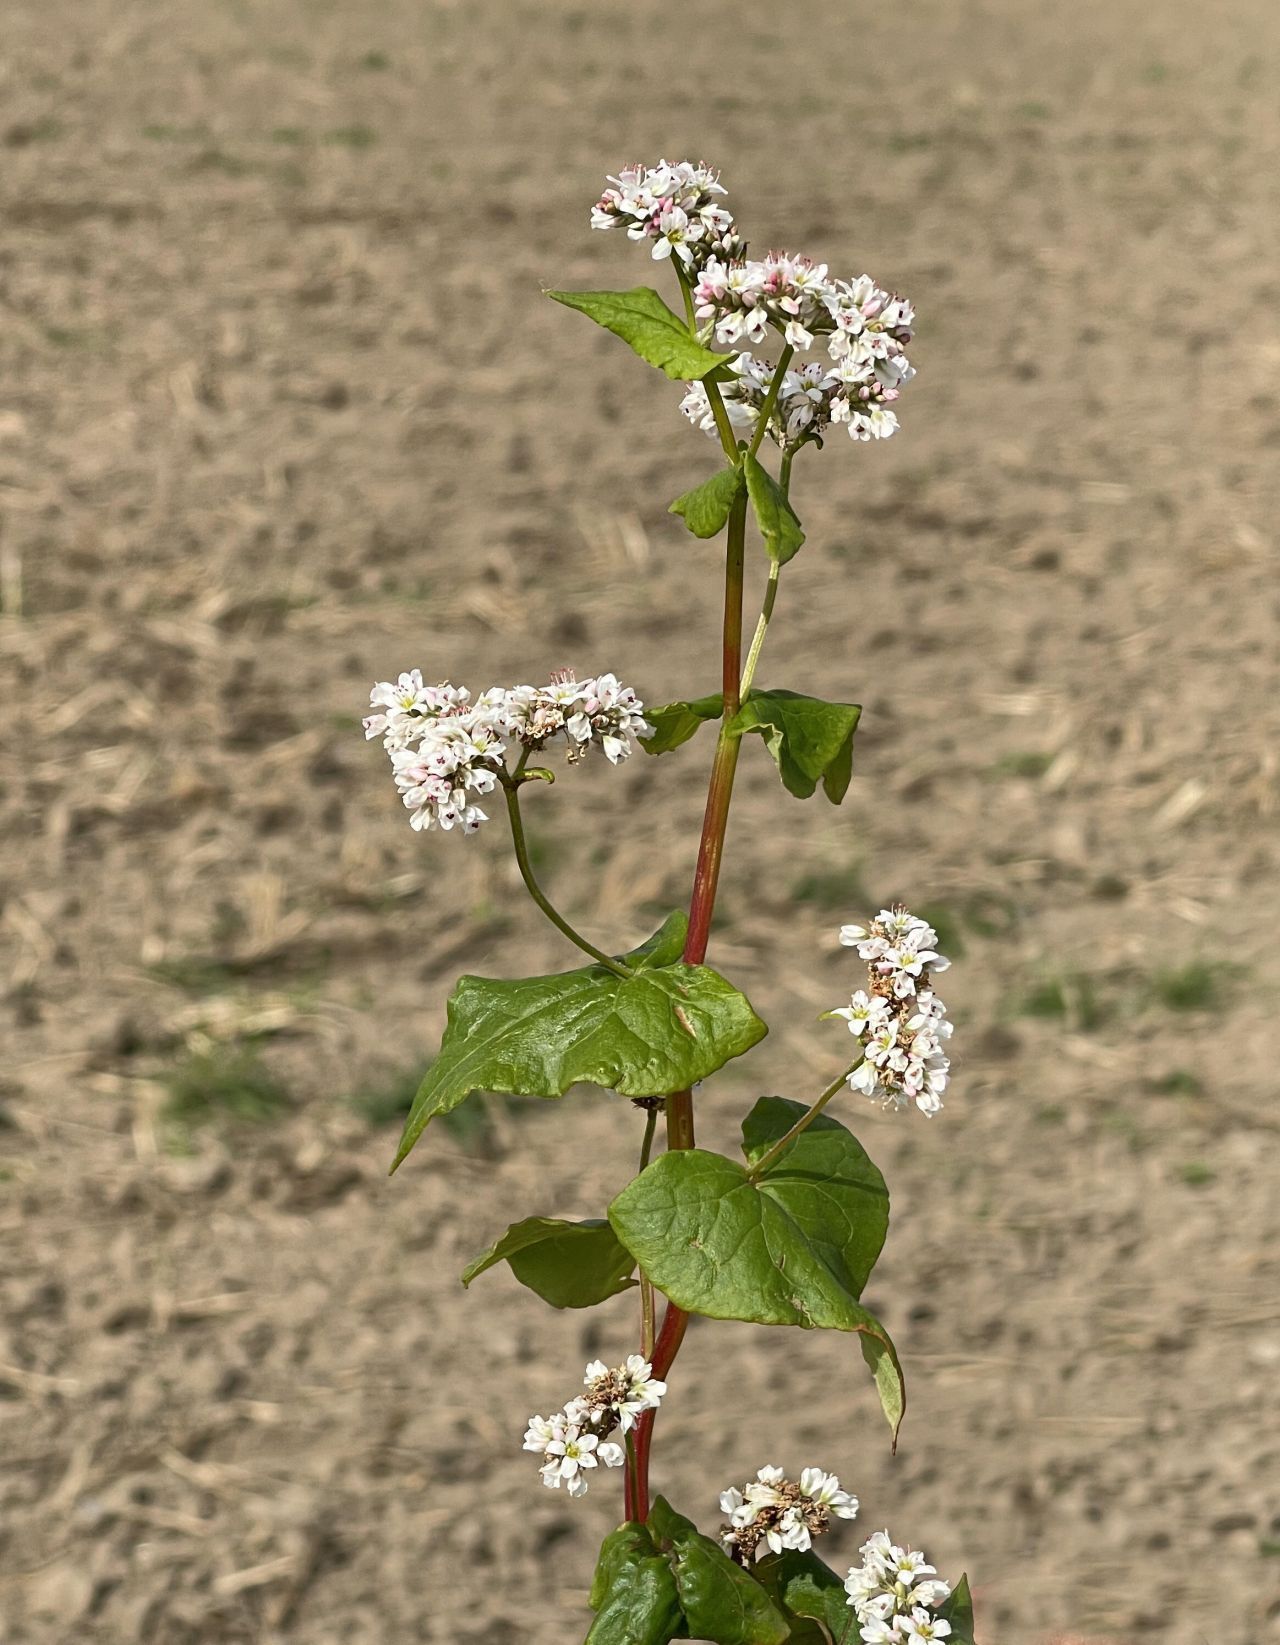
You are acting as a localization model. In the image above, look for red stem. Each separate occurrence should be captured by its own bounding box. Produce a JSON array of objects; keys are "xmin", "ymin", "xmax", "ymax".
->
[{"xmin": 625, "ymin": 490, "xmax": 748, "ymax": 1522}]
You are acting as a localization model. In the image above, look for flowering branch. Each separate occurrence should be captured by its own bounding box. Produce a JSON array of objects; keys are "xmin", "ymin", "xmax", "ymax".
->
[{"xmin": 499, "ymin": 770, "xmax": 633, "ymax": 979}]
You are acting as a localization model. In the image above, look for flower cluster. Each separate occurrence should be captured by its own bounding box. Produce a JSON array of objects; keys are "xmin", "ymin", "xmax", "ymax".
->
[
  {"xmin": 591, "ymin": 160, "xmax": 743, "ymax": 271},
  {"xmin": 523, "ymin": 1356, "xmax": 666, "ymax": 1499},
  {"xmin": 833, "ymin": 908, "xmax": 954, "ymax": 1115},
  {"xmin": 719, "ymin": 1465, "xmax": 859, "ymax": 1564},
  {"xmin": 589, "ymin": 160, "xmax": 917, "ymax": 444},
  {"xmin": 843, "ymin": 1531, "xmax": 953, "ymax": 1641},
  {"xmin": 363, "ymin": 668, "xmax": 649, "ymax": 836},
  {"xmin": 691, "ymin": 258, "xmax": 915, "ymax": 443}
]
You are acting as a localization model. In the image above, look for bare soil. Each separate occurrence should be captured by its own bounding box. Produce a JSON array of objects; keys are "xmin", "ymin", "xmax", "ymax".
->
[{"xmin": 2, "ymin": 0, "xmax": 1278, "ymax": 1640}]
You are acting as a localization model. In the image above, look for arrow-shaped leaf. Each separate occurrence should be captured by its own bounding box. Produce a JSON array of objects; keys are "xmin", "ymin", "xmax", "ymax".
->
[{"xmin": 549, "ymin": 287, "xmax": 734, "ymax": 381}]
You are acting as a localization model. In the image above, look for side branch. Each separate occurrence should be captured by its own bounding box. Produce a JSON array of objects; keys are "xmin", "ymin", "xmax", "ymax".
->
[
  {"xmin": 746, "ymin": 1059, "xmax": 864, "ymax": 1179},
  {"xmin": 499, "ymin": 776, "xmax": 632, "ymax": 979}
]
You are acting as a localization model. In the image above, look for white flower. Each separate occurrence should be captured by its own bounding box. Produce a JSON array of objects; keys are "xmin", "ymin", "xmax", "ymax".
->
[
  {"xmin": 843, "ymin": 1530, "xmax": 953, "ymax": 1630},
  {"xmin": 833, "ymin": 908, "xmax": 954, "ymax": 1116},
  {"xmin": 696, "ymin": 251, "xmax": 837, "ymax": 355},
  {"xmin": 581, "ymin": 1353, "xmax": 667, "ymax": 1431},
  {"xmin": 900, "ymin": 1609, "xmax": 952, "ymax": 1642},
  {"xmin": 831, "ymin": 990, "xmax": 892, "ymax": 1039},
  {"xmin": 784, "ymin": 319, "xmax": 814, "ymax": 350},
  {"xmin": 843, "ymin": 405, "xmax": 901, "ymax": 443},
  {"xmin": 798, "ymin": 1467, "xmax": 860, "ymax": 1520},
  {"xmin": 865, "ymin": 1021, "xmax": 900, "ymax": 1065},
  {"xmin": 592, "ymin": 160, "xmax": 740, "ymax": 275},
  {"xmin": 364, "ymin": 672, "xmax": 469, "ymax": 748},
  {"xmin": 522, "ymin": 1414, "xmax": 557, "ymax": 1453},
  {"xmin": 532, "ymin": 1412, "xmax": 624, "ymax": 1499},
  {"xmin": 719, "ymin": 1465, "xmax": 859, "ymax": 1565}
]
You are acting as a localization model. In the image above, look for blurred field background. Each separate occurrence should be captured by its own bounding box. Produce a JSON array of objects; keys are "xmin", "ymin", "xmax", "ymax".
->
[{"xmin": 2, "ymin": 0, "xmax": 1278, "ymax": 1640}]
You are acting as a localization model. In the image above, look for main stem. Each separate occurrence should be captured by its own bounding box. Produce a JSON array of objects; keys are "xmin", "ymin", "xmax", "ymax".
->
[{"xmin": 629, "ymin": 489, "xmax": 749, "ymax": 1520}]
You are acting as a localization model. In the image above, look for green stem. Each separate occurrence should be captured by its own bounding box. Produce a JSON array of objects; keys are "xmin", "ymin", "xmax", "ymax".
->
[
  {"xmin": 675, "ymin": 264, "xmax": 698, "ymax": 329},
  {"xmin": 746, "ymin": 344, "xmax": 795, "ymax": 460},
  {"xmin": 500, "ymin": 778, "xmax": 631, "ymax": 978},
  {"xmin": 746, "ymin": 1058, "xmax": 865, "ymax": 1180},
  {"xmin": 739, "ymin": 441, "xmax": 799, "ymax": 701},
  {"xmin": 674, "ymin": 264, "xmax": 739, "ymax": 462},
  {"xmin": 739, "ymin": 561, "xmax": 779, "ymax": 700},
  {"xmin": 704, "ymin": 379, "xmax": 741, "ymax": 464}
]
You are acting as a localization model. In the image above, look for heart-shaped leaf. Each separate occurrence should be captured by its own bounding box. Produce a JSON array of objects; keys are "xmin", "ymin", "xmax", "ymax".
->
[
  {"xmin": 609, "ymin": 1097, "xmax": 904, "ymax": 1441},
  {"xmin": 461, "ymin": 1217, "xmax": 635, "ymax": 1308},
  {"xmin": 549, "ymin": 287, "xmax": 734, "ymax": 381},
  {"xmin": 392, "ymin": 913, "xmax": 767, "ymax": 1170},
  {"xmin": 729, "ymin": 689, "xmax": 861, "ymax": 803},
  {"xmin": 671, "ymin": 466, "xmax": 745, "ymax": 539}
]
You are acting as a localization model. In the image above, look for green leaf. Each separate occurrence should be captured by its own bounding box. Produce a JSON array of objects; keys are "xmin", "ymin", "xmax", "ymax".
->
[
  {"xmin": 392, "ymin": 914, "xmax": 766, "ymax": 1170},
  {"xmin": 729, "ymin": 689, "xmax": 861, "ymax": 803},
  {"xmin": 548, "ymin": 287, "xmax": 734, "ymax": 381},
  {"xmin": 940, "ymin": 1574, "xmax": 976, "ymax": 1644},
  {"xmin": 648, "ymin": 1497, "xmax": 789, "ymax": 1645},
  {"xmin": 743, "ymin": 453, "xmax": 805, "ymax": 564},
  {"xmin": 588, "ymin": 1510, "xmax": 787, "ymax": 1645},
  {"xmin": 609, "ymin": 1097, "xmax": 905, "ymax": 1442},
  {"xmin": 586, "ymin": 1524, "xmax": 683, "ymax": 1645},
  {"xmin": 670, "ymin": 466, "xmax": 744, "ymax": 539},
  {"xmin": 642, "ymin": 694, "xmax": 724, "ymax": 756},
  {"xmin": 629, "ymin": 909, "xmax": 693, "ymax": 968},
  {"xmin": 461, "ymin": 1217, "xmax": 635, "ymax": 1308},
  {"xmin": 754, "ymin": 1550, "xmax": 859, "ymax": 1645}
]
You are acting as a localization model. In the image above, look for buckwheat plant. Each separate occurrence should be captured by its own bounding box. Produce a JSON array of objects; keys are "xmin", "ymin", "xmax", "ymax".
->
[{"xmin": 366, "ymin": 159, "xmax": 976, "ymax": 1645}]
